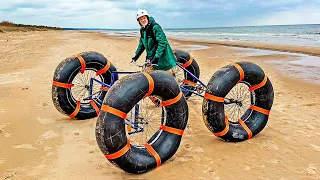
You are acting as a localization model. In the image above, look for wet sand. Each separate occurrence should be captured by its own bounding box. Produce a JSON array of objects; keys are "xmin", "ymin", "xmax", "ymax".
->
[{"xmin": 0, "ymin": 30, "xmax": 320, "ymax": 180}]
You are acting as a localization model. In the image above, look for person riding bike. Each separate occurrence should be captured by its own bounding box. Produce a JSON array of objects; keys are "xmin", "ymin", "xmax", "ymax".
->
[{"xmin": 131, "ymin": 9, "xmax": 176, "ymax": 74}]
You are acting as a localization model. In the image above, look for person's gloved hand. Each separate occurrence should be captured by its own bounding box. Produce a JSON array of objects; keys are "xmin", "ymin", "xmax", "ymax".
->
[
  {"xmin": 131, "ymin": 55, "xmax": 138, "ymax": 63},
  {"xmin": 151, "ymin": 57, "xmax": 159, "ymax": 65}
]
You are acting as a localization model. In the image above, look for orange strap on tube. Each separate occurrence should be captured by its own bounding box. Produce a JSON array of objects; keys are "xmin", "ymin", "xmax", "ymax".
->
[
  {"xmin": 182, "ymin": 79, "xmax": 197, "ymax": 87},
  {"xmin": 249, "ymin": 76, "xmax": 267, "ymax": 92},
  {"xmin": 144, "ymin": 143, "xmax": 161, "ymax": 167},
  {"xmin": 90, "ymin": 100, "xmax": 100, "ymax": 115},
  {"xmin": 204, "ymin": 93, "xmax": 224, "ymax": 103},
  {"xmin": 238, "ymin": 119, "xmax": 253, "ymax": 139},
  {"xmin": 105, "ymin": 140, "xmax": 130, "ymax": 159},
  {"xmin": 76, "ymin": 54, "xmax": 86, "ymax": 74},
  {"xmin": 96, "ymin": 61, "xmax": 111, "ymax": 75},
  {"xmin": 250, "ymin": 105, "xmax": 270, "ymax": 115},
  {"xmin": 233, "ymin": 63, "xmax": 244, "ymax": 83},
  {"xmin": 182, "ymin": 57, "xmax": 193, "ymax": 68},
  {"xmin": 101, "ymin": 105, "xmax": 127, "ymax": 119},
  {"xmin": 161, "ymin": 91, "xmax": 183, "ymax": 107},
  {"xmin": 52, "ymin": 81, "xmax": 74, "ymax": 88},
  {"xmin": 100, "ymin": 87, "xmax": 110, "ymax": 91},
  {"xmin": 160, "ymin": 125, "xmax": 184, "ymax": 136},
  {"xmin": 213, "ymin": 116, "xmax": 229, "ymax": 137},
  {"xmin": 142, "ymin": 72, "xmax": 154, "ymax": 98},
  {"xmin": 69, "ymin": 101, "xmax": 81, "ymax": 118},
  {"xmin": 126, "ymin": 124, "xmax": 132, "ymax": 133}
]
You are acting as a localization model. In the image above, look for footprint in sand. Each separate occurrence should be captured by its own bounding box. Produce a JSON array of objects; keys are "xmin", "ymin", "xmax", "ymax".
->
[
  {"xmin": 202, "ymin": 167, "xmax": 217, "ymax": 175},
  {"xmin": 3, "ymin": 169, "xmax": 17, "ymax": 180},
  {"xmin": 175, "ymin": 155, "xmax": 196, "ymax": 163},
  {"xmin": 36, "ymin": 131, "xmax": 59, "ymax": 145},
  {"xmin": 0, "ymin": 123, "xmax": 10, "ymax": 130},
  {"xmin": 310, "ymin": 144, "xmax": 320, "ymax": 152},
  {"xmin": 0, "ymin": 72, "xmax": 29, "ymax": 85},
  {"xmin": 44, "ymin": 146, "xmax": 52, "ymax": 151},
  {"xmin": 36, "ymin": 117, "xmax": 54, "ymax": 125},
  {"xmin": 46, "ymin": 152, "xmax": 55, "ymax": 156},
  {"xmin": 259, "ymin": 140, "xmax": 280, "ymax": 151},
  {"xmin": 189, "ymin": 146, "xmax": 204, "ymax": 153},
  {"xmin": 306, "ymin": 124, "xmax": 315, "ymax": 130},
  {"xmin": 13, "ymin": 144, "xmax": 37, "ymax": 149},
  {"xmin": 0, "ymin": 123, "xmax": 12, "ymax": 138},
  {"xmin": 265, "ymin": 159, "xmax": 280, "ymax": 164},
  {"xmin": 304, "ymin": 103, "xmax": 319, "ymax": 107},
  {"xmin": 302, "ymin": 164, "xmax": 317, "ymax": 176},
  {"xmin": 3, "ymin": 133, "xmax": 12, "ymax": 138},
  {"xmin": 243, "ymin": 165, "xmax": 251, "ymax": 171},
  {"xmin": 0, "ymin": 158, "xmax": 5, "ymax": 164}
]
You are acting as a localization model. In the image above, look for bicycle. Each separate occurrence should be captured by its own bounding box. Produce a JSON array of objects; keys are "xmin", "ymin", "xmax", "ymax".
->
[{"xmin": 52, "ymin": 50, "xmax": 274, "ymax": 174}]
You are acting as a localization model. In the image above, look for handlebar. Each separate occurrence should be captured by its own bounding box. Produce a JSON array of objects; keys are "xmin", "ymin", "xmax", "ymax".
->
[{"xmin": 130, "ymin": 59, "xmax": 158, "ymax": 69}]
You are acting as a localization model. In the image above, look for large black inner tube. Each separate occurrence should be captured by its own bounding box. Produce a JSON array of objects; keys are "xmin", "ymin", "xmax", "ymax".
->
[
  {"xmin": 52, "ymin": 51, "xmax": 118, "ymax": 120},
  {"xmin": 173, "ymin": 50, "xmax": 200, "ymax": 99},
  {"xmin": 95, "ymin": 70, "xmax": 188, "ymax": 174},
  {"xmin": 202, "ymin": 62, "xmax": 274, "ymax": 142}
]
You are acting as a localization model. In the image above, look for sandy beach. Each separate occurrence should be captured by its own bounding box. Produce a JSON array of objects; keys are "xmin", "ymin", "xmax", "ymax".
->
[{"xmin": 1, "ymin": 30, "xmax": 320, "ymax": 180}]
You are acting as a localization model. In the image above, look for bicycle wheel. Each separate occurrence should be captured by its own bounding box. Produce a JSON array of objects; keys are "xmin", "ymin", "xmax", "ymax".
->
[
  {"xmin": 52, "ymin": 51, "xmax": 118, "ymax": 120},
  {"xmin": 125, "ymin": 95, "xmax": 164, "ymax": 147},
  {"xmin": 173, "ymin": 50, "xmax": 200, "ymax": 99},
  {"xmin": 202, "ymin": 62, "xmax": 274, "ymax": 142},
  {"xmin": 95, "ymin": 70, "xmax": 188, "ymax": 174},
  {"xmin": 224, "ymin": 81, "xmax": 255, "ymax": 123}
]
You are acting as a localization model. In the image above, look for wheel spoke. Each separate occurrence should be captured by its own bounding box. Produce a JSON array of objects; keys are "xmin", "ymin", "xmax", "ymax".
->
[
  {"xmin": 224, "ymin": 82, "xmax": 253, "ymax": 123},
  {"xmin": 71, "ymin": 70, "xmax": 104, "ymax": 103},
  {"xmin": 126, "ymin": 96, "xmax": 163, "ymax": 147}
]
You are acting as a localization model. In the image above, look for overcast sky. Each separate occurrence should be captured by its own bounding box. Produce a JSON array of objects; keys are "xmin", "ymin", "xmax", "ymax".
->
[{"xmin": 1, "ymin": 0, "xmax": 320, "ymax": 29}]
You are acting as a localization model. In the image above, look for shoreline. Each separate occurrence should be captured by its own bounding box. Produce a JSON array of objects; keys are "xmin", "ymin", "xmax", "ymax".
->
[
  {"xmin": 97, "ymin": 31, "xmax": 320, "ymax": 85},
  {"xmin": 169, "ymin": 37, "xmax": 320, "ymax": 57},
  {"xmin": 88, "ymin": 29, "xmax": 320, "ymax": 56}
]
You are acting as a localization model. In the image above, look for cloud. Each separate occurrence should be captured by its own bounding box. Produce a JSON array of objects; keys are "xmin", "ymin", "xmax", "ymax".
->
[
  {"xmin": 243, "ymin": 6, "xmax": 320, "ymax": 26},
  {"xmin": 0, "ymin": 0, "xmax": 320, "ymax": 28}
]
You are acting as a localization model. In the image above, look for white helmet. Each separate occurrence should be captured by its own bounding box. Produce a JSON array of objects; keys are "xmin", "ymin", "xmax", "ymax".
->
[{"xmin": 136, "ymin": 9, "xmax": 149, "ymax": 20}]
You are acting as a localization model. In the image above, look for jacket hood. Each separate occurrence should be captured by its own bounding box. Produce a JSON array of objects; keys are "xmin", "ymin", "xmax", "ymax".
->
[{"xmin": 149, "ymin": 16, "xmax": 155, "ymax": 23}]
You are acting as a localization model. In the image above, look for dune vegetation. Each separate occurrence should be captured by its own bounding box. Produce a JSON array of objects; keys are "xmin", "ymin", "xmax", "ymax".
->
[{"xmin": 0, "ymin": 21, "xmax": 62, "ymax": 33}]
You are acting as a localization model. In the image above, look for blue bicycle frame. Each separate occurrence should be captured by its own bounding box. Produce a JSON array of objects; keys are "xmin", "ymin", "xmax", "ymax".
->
[{"xmin": 86, "ymin": 64, "xmax": 207, "ymax": 135}]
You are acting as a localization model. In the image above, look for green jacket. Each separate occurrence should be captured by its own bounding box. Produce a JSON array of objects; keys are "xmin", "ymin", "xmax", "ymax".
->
[{"xmin": 135, "ymin": 17, "xmax": 176, "ymax": 70}]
